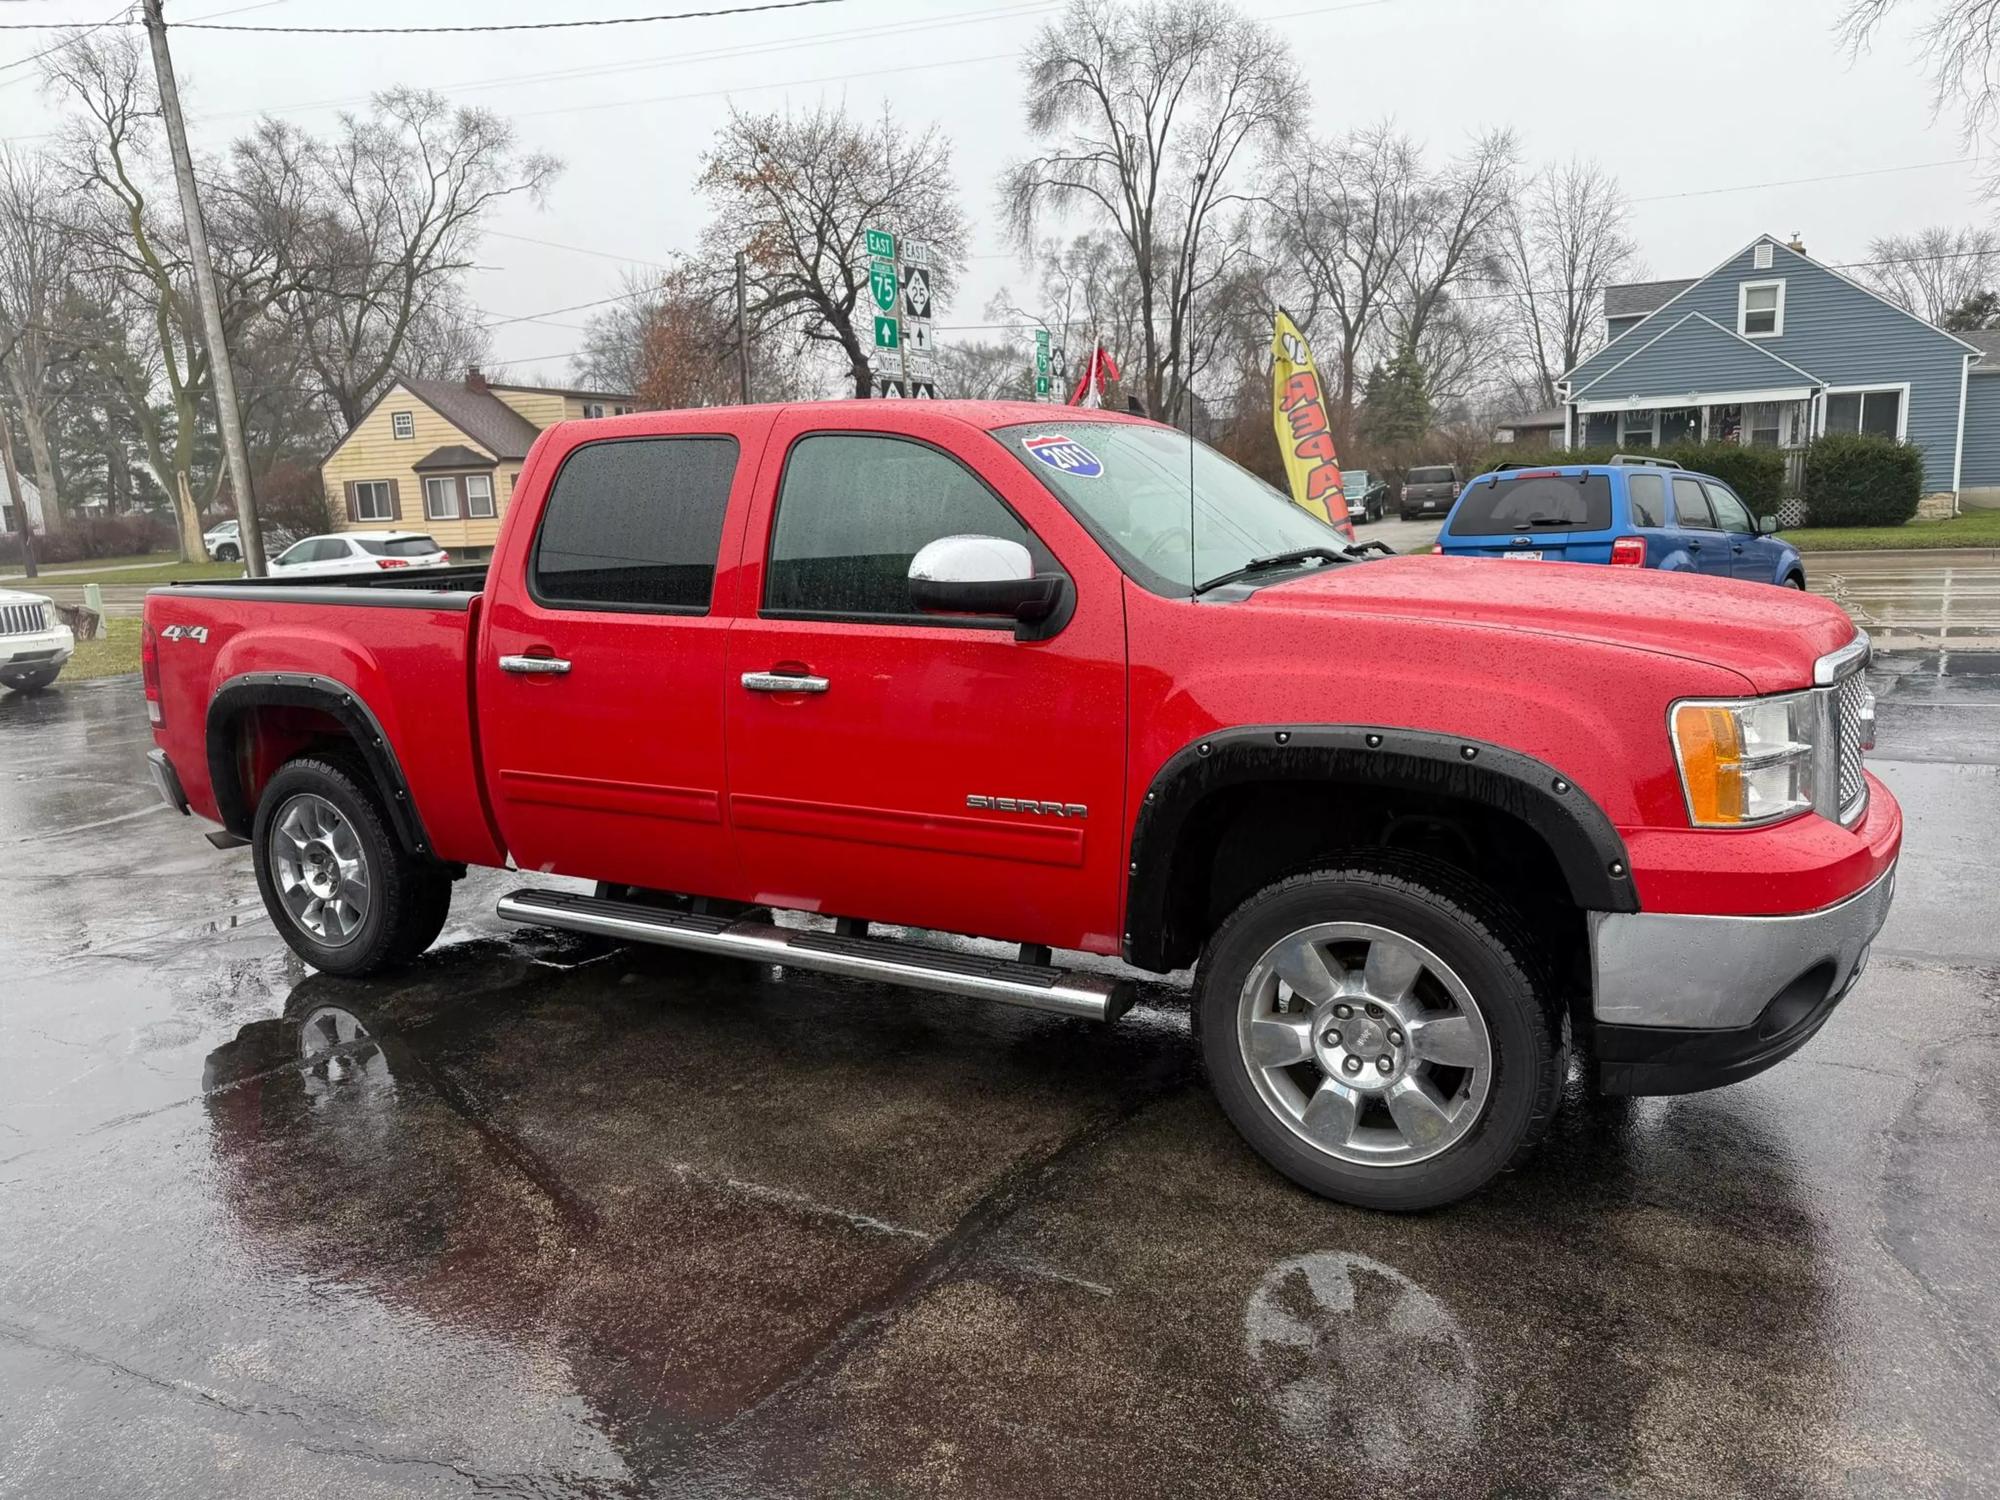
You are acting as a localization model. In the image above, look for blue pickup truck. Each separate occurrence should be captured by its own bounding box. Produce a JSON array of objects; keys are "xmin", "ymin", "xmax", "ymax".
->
[{"xmin": 1435, "ymin": 457, "xmax": 1806, "ymax": 588}]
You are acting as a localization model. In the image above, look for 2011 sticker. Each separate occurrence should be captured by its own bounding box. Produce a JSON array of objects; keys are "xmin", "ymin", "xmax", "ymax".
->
[{"xmin": 1022, "ymin": 434, "xmax": 1103, "ymax": 478}]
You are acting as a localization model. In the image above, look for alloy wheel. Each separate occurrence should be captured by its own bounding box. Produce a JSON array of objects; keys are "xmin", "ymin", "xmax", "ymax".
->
[{"xmin": 269, "ymin": 792, "xmax": 371, "ymax": 947}]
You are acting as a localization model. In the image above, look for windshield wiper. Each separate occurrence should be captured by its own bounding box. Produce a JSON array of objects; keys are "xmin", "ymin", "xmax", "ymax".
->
[{"xmin": 1194, "ymin": 545, "xmax": 1351, "ymax": 595}]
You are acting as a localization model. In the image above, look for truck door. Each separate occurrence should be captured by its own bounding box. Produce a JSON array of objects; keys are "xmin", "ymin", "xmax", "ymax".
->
[
  {"xmin": 475, "ymin": 428, "xmax": 754, "ymax": 895},
  {"xmin": 723, "ymin": 416, "xmax": 1128, "ymax": 953}
]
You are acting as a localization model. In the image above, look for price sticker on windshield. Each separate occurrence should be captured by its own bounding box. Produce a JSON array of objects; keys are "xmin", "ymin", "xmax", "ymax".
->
[{"xmin": 1022, "ymin": 433, "xmax": 1102, "ymax": 478}]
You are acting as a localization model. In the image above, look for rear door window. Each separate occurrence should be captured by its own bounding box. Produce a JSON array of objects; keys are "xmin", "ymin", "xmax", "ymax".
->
[
  {"xmin": 1625, "ymin": 472, "xmax": 1667, "ymax": 528},
  {"xmin": 1448, "ymin": 474, "xmax": 1611, "ymax": 535},
  {"xmin": 1673, "ymin": 477, "xmax": 1718, "ymax": 529},
  {"xmin": 765, "ymin": 433, "xmax": 1053, "ymax": 621},
  {"xmin": 531, "ymin": 437, "xmax": 738, "ymax": 612}
]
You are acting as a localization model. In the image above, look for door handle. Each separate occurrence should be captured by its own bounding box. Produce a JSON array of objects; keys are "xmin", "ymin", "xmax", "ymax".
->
[
  {"xmin": 742, "ymin": 670, "xmax": 829, "ymax": 694},
  {"xmin": 499, "ymin": 654, "xmax": 572, "ymax": 676}
]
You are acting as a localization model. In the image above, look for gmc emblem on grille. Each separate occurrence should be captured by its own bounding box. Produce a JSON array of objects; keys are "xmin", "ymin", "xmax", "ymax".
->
[{"xmin": 966, "ymin": 795, "xmax": 1087, "ymax": 818}]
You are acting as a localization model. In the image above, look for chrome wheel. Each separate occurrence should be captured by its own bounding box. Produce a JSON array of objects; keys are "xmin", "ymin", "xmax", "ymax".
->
[
  {"xmin": 1236, "ymin": 922, "xmax": 1493, "ymax": 1168},
  {"xmin": 270, "ymin": 793, "xmax": 371, "ymax": 947}
]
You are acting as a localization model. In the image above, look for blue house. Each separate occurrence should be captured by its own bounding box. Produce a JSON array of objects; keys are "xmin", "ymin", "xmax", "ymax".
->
[{"xmin": 1560, "ymin": 234, "xmax": 1993, "ymax": 514}]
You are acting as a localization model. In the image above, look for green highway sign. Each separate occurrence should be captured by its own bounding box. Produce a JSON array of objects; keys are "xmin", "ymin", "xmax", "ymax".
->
[
  {"xmin": 869, "ymin": 259, "xmax": 898, "ymax": 314},
  {"xmin": 1035, "ymin": 374, "xmax": 1051, "ymax": 395},
  {"xmin": 874, "ymin": 314, "xmax": 900, "ymax": 349},
  {"xmin": 865, "ymin": 228, "xmax": 896, "ymax": 259}
]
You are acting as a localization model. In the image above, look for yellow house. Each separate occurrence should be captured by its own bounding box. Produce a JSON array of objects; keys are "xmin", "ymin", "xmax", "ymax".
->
[{"xmin": 322, "ymin": 368, "xmax": 634, "ymax": 562}]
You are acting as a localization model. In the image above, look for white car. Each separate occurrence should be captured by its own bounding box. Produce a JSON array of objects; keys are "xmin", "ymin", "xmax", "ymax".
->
[
  {"xmin": 268, "ymin": 531, "xmax": 452, "ymax": 578},
  {"xmin": 0, "ymin": 587, "xmax": 75, "ymax": 693},
  {"xmin": 204, "ymin": 519, "xmax": 243, "ymax": 562}
]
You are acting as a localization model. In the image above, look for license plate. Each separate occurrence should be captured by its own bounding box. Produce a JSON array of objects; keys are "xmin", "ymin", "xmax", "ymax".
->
[{"xmin": 1503, "ymin": 550, "xmax": 1545, "ymax": 561}]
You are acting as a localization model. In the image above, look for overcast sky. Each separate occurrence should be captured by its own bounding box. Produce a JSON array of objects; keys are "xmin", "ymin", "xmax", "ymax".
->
[{"xmin": 1, "ymin": 0, "xmax": 1990, "ymax": 381}]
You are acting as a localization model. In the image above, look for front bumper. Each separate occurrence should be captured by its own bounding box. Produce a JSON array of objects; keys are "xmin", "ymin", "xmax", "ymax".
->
[
  {"xmin": 1590, "ymin": 861, "xmax": 1897, "ymax": 1095},
  {"xmin": 0, "ymin": 625, "xmax": 74, "ymax": 678}
]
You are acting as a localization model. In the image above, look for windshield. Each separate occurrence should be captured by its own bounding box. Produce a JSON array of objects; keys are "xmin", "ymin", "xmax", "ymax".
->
[
  {"xmin": 995, "ymin": 420, "xmax": 1353, "ymax": 595},
  {"xmin": 1342, "ymin": 471, "xmax": 1371, "ymax": 492}
]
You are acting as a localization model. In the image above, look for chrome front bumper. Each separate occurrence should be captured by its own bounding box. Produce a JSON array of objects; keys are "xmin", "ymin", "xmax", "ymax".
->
[{"xmin": 1589, "ymin": 862, "xmax": 1897, "ymax": 1030}]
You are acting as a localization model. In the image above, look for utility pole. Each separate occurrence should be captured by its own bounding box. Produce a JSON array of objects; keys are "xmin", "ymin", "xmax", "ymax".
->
[
  {"xmin": 0, "ymin": 398, "xmax": 35, "ymax": 581},
  {"xmin": 734, "ymin": 251, "xmax": 751, "ymax": 403},
  {"xmin": 142, "ymin": 0, "xmax": 265, "ymax": 576}
]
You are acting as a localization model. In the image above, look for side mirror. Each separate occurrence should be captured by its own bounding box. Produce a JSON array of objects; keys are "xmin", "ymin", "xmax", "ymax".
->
[
  {"xmin": 1758, "ymin": 515, "xmax": 1780, "ymax": 535},
  {"xmin": 908, "ymin": 535, "xmax": 1066, "ymax": 633}
]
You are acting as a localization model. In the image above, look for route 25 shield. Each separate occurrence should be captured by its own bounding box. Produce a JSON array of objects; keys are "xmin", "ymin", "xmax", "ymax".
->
[{"xmin": 1021, "ymin": 434, "xmax": 1103, "ymax": 478}]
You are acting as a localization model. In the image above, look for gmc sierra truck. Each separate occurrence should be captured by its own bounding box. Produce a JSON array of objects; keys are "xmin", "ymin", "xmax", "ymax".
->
[{"xmin": 143, "ymin": 401, "xmax": 1899, "ymax": 1210}]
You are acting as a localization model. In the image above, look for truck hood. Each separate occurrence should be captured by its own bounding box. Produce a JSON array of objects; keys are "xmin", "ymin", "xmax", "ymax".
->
[
  {"xmin": 1252, "ymin": 555, "xmax": 1854, "ymax": 694},
  {"xmin": 0, "ymin": 586, "xmax": 52, "ymax": 608}
]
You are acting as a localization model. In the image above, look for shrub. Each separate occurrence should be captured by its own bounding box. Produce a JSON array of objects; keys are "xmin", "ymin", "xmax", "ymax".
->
[
  {"xmin": 0, "ymin": 511, "xmax": 175, "ymax": 567},
  {"xmin": 1801, "ymin": 433, "xmax": 1924, "ymax": 527}
]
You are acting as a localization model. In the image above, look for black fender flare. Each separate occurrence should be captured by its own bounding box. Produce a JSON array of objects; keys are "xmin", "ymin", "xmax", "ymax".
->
[
  {"xmin": 1123, "ymin": 725, "xmax": 1639, "ymax": 971},
  {"xmin": 205, "ymin": 671, "xmax": 434, "ymax": 857}
]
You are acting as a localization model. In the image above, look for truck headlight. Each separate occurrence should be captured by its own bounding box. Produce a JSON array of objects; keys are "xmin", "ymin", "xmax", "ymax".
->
[{"xmin": 1671, "ymin": 693, "xmax": 1816, "ymax": 827}]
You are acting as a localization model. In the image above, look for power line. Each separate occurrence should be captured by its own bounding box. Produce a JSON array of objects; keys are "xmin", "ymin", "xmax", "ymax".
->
[
  {"xmin": 1629, "ymin": 157, "xmax": 1981, "ymax": 204},
  {"xmin": 178, "ymin": 0, "xmax": 847, "ymax": 30}
]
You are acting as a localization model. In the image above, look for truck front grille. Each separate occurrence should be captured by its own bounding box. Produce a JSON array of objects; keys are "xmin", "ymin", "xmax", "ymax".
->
[
  {"xmin": 0, "ymin": 601, "xmax": 47, "ymax": 636},
  {"xmin": 1835, "ymin": 671, "xmax": 1869, "ymax": 823}
]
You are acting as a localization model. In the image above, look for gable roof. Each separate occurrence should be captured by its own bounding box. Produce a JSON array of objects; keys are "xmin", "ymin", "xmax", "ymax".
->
[
  {"xmin": 488, "ymin": 380, "xmax": 632, "ymax": 402},
  {"xmin": 413, "ymin": 444, "xmax": 498, "ymax": 471},
  {"xmin": 1958, "ymin": 327, "xmax": 2000, "ymax": 372},
  {"xmin": 399, "ymin": 376, "xmax": 543, "ymax": 460},
  {"xmin": 1572, "ymin": 311, "xmax": 1822, "ymax": 402},
  {"xmin": 1606, "ymin": 279, "xmax": 1696, "ymax": 319}
]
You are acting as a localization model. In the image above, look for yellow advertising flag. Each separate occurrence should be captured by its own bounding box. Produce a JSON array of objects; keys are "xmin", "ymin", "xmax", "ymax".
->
[{"xmin": 1271, "ymin": 310, "xmax": 1353, "ymax": 539}]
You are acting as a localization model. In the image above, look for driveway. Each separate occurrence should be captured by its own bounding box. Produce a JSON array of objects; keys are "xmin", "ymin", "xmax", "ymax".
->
[{"xmin": 2, "ymin": 673, "xmax": 1997, "ymax": 1497}]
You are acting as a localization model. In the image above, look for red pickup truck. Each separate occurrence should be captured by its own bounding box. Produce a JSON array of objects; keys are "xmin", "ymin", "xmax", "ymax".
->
[{"xmin": 143, "ymin": 402, "xmax": 1899, "ymax": 1209}]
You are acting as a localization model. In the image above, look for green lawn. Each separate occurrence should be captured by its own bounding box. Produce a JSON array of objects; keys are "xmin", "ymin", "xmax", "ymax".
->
[
  {"xmin": 64, "ymin": 617, "xmax": 140, "ymax": 681},
  {"xmin": 1780, "ymin": 508, "xmax": 2000, "ymax": 552},
  {"xmin": 0, "ymin": 555, "xmax": 243, "ymax": 584}
]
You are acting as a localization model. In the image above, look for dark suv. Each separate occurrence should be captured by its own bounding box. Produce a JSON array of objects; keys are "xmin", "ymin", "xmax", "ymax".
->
[{"xmin": 1401, "ymin": 464, "xmax": 1463, "ymax": 521}]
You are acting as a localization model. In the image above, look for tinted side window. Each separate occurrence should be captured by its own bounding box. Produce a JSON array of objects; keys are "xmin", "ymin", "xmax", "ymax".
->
[
  {"xmin": 1672, "ymin": 477, "xmax": 1717, "ymax": 529},
  {"xmin": 532, "ymin": 437, "xmax": 737, "ymax": 611},
  {"xmin": 1705, "ymin": 483, "xmax": 1755, "ymax": 533},
  {"xmin": 1626, "ymin": 472, "xmax": 1666, "ymax": 528},
  {"xmin": 766, "ymin": 434, "xmax": 1052, "ymax": 619}
]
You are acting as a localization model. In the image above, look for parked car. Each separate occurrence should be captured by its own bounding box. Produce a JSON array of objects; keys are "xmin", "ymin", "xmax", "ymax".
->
[
  {"xmin": 0, "ymin": 587, "xmax": 74, "ymax": 693},
  {"xmin": 268, "ymin": 531, "xmax": 451, "ymax": 578},
  {"xmin": 1342, "ymin": 469, "xmax": 1389, "ymax": 524},
  {"xmin": 1436, "ymin": 457, "xmax": 1807, "ymax": 587},
  {"xmin": 1399, "ymin": 464, "xmax": 1462, "ymax": 521},
  {"xmin": 142, "ymin": 401, "xmax": 1897, "ymax": 1212},
  {"xmin": 204, "ymin": 519, "xmax": 243, "ymax": 562}
]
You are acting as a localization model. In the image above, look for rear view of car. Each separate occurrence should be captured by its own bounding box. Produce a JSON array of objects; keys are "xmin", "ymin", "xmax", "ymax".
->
[
  {"xmin": 1400, "ymin": 465, "xmax": 1461, "ymax": 520},
  {"xmin": 1436, "ymin": 468, "xmax": 1622, "ymax": 564}
]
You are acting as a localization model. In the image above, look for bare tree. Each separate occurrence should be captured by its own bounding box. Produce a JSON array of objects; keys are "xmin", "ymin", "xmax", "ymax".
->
[
  {"xmin": 574, "ymin": 271, "xmax": 661, "ymax": 394},
  {"xmin": 1496, "ymin": 157, "xmax": 1640, "ymax": 407},
  {"xmin": 1856, "ymin": 224, "xmax": 2000, "ymax": 324},
  {"xmin": 239, "ymin": 92, "xmax": 558, "ymax": 430},
  {"xmin": 1271, "ymin": 124, "xmax": 1426, "ymax": 438},
  {"xmin": 0, "ymin": 147, "xmax": 77, "ymax": 533},
  {"xmin": 936, "ymin": 338, "xmax": 1035, "ymax": 400},
  {"xmin": 1382, "ymin": 129, "xmax": 1518, "ymax": 369},
  {"xmin": 697, "ymin": 103, "xmax": 967, "ymax": 400},
  {"xmin": 1001, "ymin": 0, "xmax": 1299, "ymax": 424},
  {"xmin": 1841, "ymin": 1, "xmax": 2000, "ymax": 141}
]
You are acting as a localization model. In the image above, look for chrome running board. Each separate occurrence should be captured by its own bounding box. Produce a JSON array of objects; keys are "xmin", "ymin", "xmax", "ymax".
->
[{"xmin": 496, "ymin": 887, "xmax": 1134, "ymax": 1023}]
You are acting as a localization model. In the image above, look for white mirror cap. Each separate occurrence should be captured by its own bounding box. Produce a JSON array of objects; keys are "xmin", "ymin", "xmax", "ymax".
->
[{"xmin": 908, "ymin": 534, "xmax": 1033, "ymax": 584}]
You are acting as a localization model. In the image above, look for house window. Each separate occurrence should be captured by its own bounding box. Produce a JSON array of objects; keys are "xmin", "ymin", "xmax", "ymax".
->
[
  {"xmin": 391, "ymin": 411, "xmax": 414, "ymax": 440},
  {"xmin": 465, "ymin": 473, "xmax": 496, "ymax": 519},
  {"xmin": 1754, "ymin": 241, "xmax": 1773, "ymax": 270},
  {"xmin": 1739, "ymin": 280, "xmax": 1785, "ymax": 338},
  {"xmin": 1744, "ymin": 402, "xmax": 1783, "ymax": 447},
  {"xmin": 354, "ymin": 480, "xmax": 393, "ymax": 521},
  {"xmin": 1619, "ymin": 408, "xmax": 1657, "ymax": 449},
  {"xmin": 614, "ymin": 404, "xmax": 633, "ymax": 416},
  {"xmin": 424, "ymin": 475, "xmax": 460, "ymax": 520},
  {"xmin": 582, "ymin": 402, "xmax": 606, "ymax": 419},
  {"xmin": 1660, "ymin": 407, "xmax": 1699, "ymax": 445},
  {"xmin": 1825, "ymin": 388, "xmax": 1904, "ymax": 439}
]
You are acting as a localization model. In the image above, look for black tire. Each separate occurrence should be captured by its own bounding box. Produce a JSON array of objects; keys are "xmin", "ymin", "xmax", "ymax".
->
[
  {"xmin": 252, "ymin": 753, "xmax": 448, "ymax": 976},
  {"xmin": 1195, "ymin": 852, "xmax": 1566, "ymax": 1211},
  {"xmin": 2, "ymin": 667, "xmax": 60, "ymax": 693},
  {"xmin": 1784, "ymin": 573, "xmax": 1806, "ymax": 590},
  {"xmin": 214, "ymin": 544, "xmax": 240, "ymax": 562}
]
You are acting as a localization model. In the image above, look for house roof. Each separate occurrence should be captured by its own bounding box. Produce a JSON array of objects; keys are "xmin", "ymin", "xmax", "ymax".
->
[
  {"xmin": 1958, "ymin": 327, "xmax": 2000, "ymax": 372},
  {"xmin": 1605, "ymin": 279, "xmax": 1698, "ymax": 319},
  {"xmin": 1572, "ymin": 311, "xmax": 1822, "ymax": 403},
  {"xmin": 1503, "ymin": 407, "xmax": 1566, "ymax": 429},
  {"xmin": 399, "ymin": 376, "xmax": 543, "ymax": 460},
  {"xmin": 488, "ymin": 380, "xmax": 633, "ymax": 402},
  {"xmin": 412, "ymin": 444, "xmax": 499, "ymax": 471}
]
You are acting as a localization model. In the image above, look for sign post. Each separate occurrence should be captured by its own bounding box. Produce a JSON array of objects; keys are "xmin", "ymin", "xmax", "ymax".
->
[{"xmin": 1034, "ymin": 328, "xmax": 1051, "ymax": 398}]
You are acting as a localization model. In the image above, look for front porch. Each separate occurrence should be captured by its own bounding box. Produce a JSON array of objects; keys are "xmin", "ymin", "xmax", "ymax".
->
[{"xmin": 1575, "ymin": 395, "xmax": 1812, "ymax": 497}]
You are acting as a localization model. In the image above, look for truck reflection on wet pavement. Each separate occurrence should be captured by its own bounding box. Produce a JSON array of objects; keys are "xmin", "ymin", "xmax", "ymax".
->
[{"xmin": 4, "ymin": 674, "xmax": 1998, "ymax": 1497}]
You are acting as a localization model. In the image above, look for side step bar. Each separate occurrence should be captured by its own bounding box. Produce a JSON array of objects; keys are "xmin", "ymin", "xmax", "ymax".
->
[{"xmin": 496, "ymin": 888, "xmax": 1135, "ymax": 1023}]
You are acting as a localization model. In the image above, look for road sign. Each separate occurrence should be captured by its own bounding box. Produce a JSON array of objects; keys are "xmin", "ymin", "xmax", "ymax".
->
[
  {"xmin": 906, "ymin": 318, "xmax": 934, "ymax": 355},
  {"xmin": 873, "ymin": 377, "xmax": 938, "ymax": 399},
  {"xmin": 903, "ymin": 239, "xmax": 933, "ymax": 267},
  {"xmin": 874, "ymin": 314, "xmax": 900, "ymax": 349},
  {"xmin": 1035, "ymin": 374, "xmax": 1051, "ymax": 395},
  {"xmin": 901, "ymin": 264, "xmax": 933, "ymax": 320},
  {"xmin": 865, "ymin": 227, "xmax": 895, "ymax": 260},
  {"xmin": 869, "ymin": 259, "xmax": 897, "ymax": 313}
]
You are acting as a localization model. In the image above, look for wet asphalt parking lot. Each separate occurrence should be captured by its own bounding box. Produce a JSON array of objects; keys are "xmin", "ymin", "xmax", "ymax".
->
[{"xmin": 2, "ymin": 661, "xmax": 1998, "ymax": 1499}]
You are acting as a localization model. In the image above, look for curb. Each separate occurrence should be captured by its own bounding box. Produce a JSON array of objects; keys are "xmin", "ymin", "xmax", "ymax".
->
[{"xmin": 1789, "ymin": 546, "xmax": 2000, "ymax": 563}]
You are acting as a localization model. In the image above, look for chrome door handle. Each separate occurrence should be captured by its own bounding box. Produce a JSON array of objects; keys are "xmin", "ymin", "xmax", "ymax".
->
[
  {"xmin": 741, "ymin": 670, "xmax": 828, "ymax": 694},
  {"xmin": 499, "ymin": 654, "xmax": 572, "ymax": 676}
]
